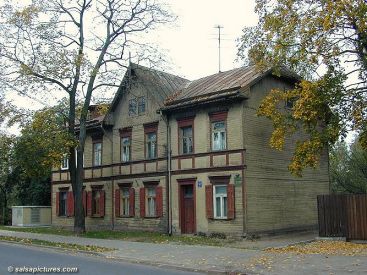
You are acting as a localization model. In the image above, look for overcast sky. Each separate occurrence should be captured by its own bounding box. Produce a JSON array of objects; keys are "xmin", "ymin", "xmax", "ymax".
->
[
  {"xmin": 4, "ymin": 0, "xmax": 258, "ymax": 133},
  {"xmin": 154, "ymin": 0, "xmax": 258, "ymax": 80}
]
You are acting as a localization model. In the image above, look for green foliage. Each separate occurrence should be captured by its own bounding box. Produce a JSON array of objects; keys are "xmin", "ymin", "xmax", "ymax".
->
[
  {"xmin": 13, "ymin": 107, "xmax": 76, "ymax": 179},
  {"xmin": 238, "ymin": 0, "xmax": 367, "ymax": 176},
  {"xmin": 330, "ymin": 139, "xmax": 367, "ymax": 194}
]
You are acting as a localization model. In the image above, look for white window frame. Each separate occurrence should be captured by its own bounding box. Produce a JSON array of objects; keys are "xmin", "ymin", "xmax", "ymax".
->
[
  {"xmin": 121, "ymin": 137, "xmax": 131, "ymax": 162},
  {"xmin": 146, "ymin": 187, "xmax": 156, "ymax": 217},
  {"xmin": 181, "ymin": 126, "xmax": 193, "ymax": 154},
  {"xmin": 93, "ymin": 142, "xmax": 102, "ymax": 166},
  {"xmin": 146, "ymin": 132, "xmax": 157, "ymax": 159},
  {"xmin": 61, "ymin": 154, "xmax": 69, "ymax": 170},
  {"xmin": 213, "ymin": 185, "xmax": 228, "ymax": 219},
  {"xmin": 211, "ymin": 121, "xmax": 227, "ymax": 151},
  {"xmin": 121, "ymin": 188, "xmax": 130, "ymax": 216}
]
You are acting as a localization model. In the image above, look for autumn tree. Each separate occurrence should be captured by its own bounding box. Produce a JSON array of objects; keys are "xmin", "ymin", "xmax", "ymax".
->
[
  {"xmin": 238, "ymin": 0, "xmax": 367, "ymax": 176},
  {"xmin": 0, "ymin": 0, "xmax": 173, "ymax": 233},
  {"xmin": 0, "ymin": 132, "xmax": 14, "ymax": 224}
]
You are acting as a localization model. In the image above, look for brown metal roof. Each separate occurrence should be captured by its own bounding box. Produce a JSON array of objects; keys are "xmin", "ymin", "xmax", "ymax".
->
[{"xmin": 164, "ymin": 65, "xmax": 300, "ymax": 108}]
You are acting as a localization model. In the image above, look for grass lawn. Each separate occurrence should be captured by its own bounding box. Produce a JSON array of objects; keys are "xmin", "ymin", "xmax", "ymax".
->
[
  {"xmin": 0, "ymin": 226, "xmax": 232, "ymax": 247},
  {"xmin": 0, "ymin": 235, "xmax": 113, "ymax": 252}
]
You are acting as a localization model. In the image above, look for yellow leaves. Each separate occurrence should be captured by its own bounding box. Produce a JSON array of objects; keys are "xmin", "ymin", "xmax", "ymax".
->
[
  {"xmin": 9, "ymin": 5, "xmax": 40, "ymax": 25},
  {"xmin": 289, "ymin": 137, "xmax": 323, "ymax": 176},
  {"xmin": 270, "ymin": 127, "xmax": 286, "ymax": 150},
  {"xmin": 19, "ymin": 63, "xmax": 33, "ymax": 76},
  {"xmin": 266, "ymin": 241, "xmax": 367, "ymax": 256}
]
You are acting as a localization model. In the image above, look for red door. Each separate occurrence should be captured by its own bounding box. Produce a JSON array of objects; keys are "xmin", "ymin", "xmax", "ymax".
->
[{"xmin": 180, "ymin": 184, "xmax": 195, "ymax": 234}]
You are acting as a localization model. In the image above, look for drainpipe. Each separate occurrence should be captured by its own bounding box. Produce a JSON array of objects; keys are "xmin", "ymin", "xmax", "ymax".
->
[
  {"xmin": 167, "ymin": 117, "xmax": 172, "ymax": 236},
  {"xmin": 160, "ymin": 110, "xmax": 172, "ymax": 235},
  {"xmin": 100, "ymin": 124, "xmax": 114, "ymax": 230}
]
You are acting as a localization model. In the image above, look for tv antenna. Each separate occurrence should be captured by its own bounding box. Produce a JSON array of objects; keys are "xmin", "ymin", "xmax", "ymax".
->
[{"xmin": 214, "ymin": 25, "xmax": 223, "ymax": 72}]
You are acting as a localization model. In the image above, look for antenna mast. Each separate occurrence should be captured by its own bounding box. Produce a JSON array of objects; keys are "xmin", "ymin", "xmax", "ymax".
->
[{"xmin": 215, "ymin": 25, "xmax": 223, "ymax": 73}]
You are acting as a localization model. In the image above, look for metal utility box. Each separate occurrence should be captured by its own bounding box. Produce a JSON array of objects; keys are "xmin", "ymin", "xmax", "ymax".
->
[{"xmin": 12, "ymin": 206, "xmax": 51, "ymax": 227}]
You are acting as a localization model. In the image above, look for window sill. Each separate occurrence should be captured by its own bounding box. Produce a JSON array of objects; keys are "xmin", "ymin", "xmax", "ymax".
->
[
  {"xmin": 210, "ymin": 217, "xmax": 233, "ymax": 221},
  {"xmin": 142, "ymin": 216, "xmax": 160, "ymax": 219},
  {"xmin": 117, "ymin": 215, "xmax": 134, "ymax": 218},
  {"xmin": 90, "ymin": 215, "xmax": 104, "ymax": 218}
]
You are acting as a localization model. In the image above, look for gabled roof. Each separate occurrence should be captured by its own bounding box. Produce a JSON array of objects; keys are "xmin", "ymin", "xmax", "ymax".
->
[
  {"xmin": 163, "ymin": 65, "xmax": 300, "ymax": 110},
  {"xmin": 109, "ymin": 63, "xmax": 190, "ymax": 112}
]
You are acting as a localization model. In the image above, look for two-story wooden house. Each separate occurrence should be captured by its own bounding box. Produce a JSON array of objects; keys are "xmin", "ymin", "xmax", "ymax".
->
[{"xmin": 52, "ymin": 63, "xmax": 329, "ymax": 236}]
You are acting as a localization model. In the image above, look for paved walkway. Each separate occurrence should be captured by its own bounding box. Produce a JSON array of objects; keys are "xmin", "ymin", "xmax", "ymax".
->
[
  {"xmin": 1, "ymin": 230, "xmax": 366, "ymax": 274},
  {"xmin": 0, "ymin": 229, "xmax": 260, "ymax": 273}
]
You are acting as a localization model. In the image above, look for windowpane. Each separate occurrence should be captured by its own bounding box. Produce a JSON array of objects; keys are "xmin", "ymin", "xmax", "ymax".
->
[
  {"xmin": 216, "ymin": 186, "xmax": 227, "ymax": 194},
  {"xmin": 129, "ymin": 99, "xmax": 137, "ymax": 116},
  {"xmin": 146, "ymin": 132, "xmax": 157, "ymax": 159},
  {"xmin": 93, "ymin": 142, "xmax": 102, "ymax": 166},
  {"xmin": 214, "ymin": 185, "xmax": 228, "ymax": 219},
  {"xmin": 59, "ymin": 191, "xmax": 67, "ymax": 216},
  {"xmin": 61, "ymin": 154, "xmax": 69, "ymax": 170},
  {"xmin": 138, "ymin": 97, "xmax": 146, "ymax": 114},
  {"xmin": 92, "ymin": 190, "xmax": 101, "ymax": 215},
  {"xmin": 146, "ymin": 187, "xmax": 156, "ymax": 217},
  {"xmin": 121, "ymin": 137, "xmax": 131, "ymax": 162},
  {"xmin": 223, "ymin": 197, "xmax": 227, "ymax": 217},
  {"xmin": 216, "ymin": 197, "xmax": 221, "ymax": 217},
  {"xmin": 181, "ymin": 126, "xmax": 193, "ymax": 154},
  {"xmin": 121, "ymin": 188, "xmax": 130, "ymax": 216},
  {"xmin": 212, "ymin": 121, "xmax": 226, "ymax": 151}
]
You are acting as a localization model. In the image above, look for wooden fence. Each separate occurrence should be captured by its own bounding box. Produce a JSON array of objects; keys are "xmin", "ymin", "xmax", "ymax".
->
[{"xmin": 317, "ymin": 194, "xmax": 367, "ymax": 240}]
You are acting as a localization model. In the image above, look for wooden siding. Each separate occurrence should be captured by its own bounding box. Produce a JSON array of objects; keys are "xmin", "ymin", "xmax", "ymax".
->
[{"xmin": 243, "ymin": 76, "xmax": 330, "ymax": 234}]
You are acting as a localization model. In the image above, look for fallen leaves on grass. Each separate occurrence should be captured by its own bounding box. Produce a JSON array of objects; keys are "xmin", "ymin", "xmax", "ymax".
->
[
  {"xmin": 0, "ymin": 236, "xmax": 114, "ymax": 252},
  {"xmin": 266, "ymin": 241, "xmax": 367, "ymax": 256}
]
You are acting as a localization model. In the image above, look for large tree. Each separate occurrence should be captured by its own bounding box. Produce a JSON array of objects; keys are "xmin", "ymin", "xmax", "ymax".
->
[
  {"xmin": 0, "ymin": 0, "xmax": 173, "ymax": 233},
  {"xmin": 238, "ymin": 0, "xmax": 367, "ymax": 176},
  {"xmin": 0, "ymin": 132, "xmax": 14, "ymax": 225}
]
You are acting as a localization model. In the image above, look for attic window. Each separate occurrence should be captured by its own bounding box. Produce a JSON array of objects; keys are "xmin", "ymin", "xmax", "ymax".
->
[
  {"xmin": 129, "ymin": 96, "xmax": 146, "ymax": 116},
  {"xmin": 129, "ymin": 98, "xmax": 137, "ymax": 116},
  {"xmin": 138, "ymin": 97, "xmax": 146, "ymax": 114}
]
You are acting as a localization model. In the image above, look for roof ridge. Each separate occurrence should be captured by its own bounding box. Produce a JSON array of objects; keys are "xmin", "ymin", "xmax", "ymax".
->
[{"xmin": 130, "ymin": 62, "xmax": 191, "ymax": 82}]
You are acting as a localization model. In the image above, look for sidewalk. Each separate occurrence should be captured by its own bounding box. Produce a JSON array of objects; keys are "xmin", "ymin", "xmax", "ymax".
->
[
  {"xmin": 4, "ymin": 229, "xmax": 365, "ymax": 274},
  {"xmin": 0, "ymin": 229, "xmax": 261, "ymax": 273}
]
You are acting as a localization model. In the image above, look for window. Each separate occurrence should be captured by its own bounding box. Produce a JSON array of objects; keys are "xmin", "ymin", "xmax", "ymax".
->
[
  {"xmin": 138, "ymin": 96, "xmax": 146, "ymax": 114},
  {"xmin": 120, "ymin": 188, "xmax": 130, "ymax": 216},
  {"xmin": 121, "ymin": 137, "xmax": 131, "ymax": 162},
  {"xmin": 181, "ymin": 126, "xmax": 193, "ymax": 154},
  {"xmin": 93, "ymin": 142, "xmax": 102, "ymax": 166},
  {"xmin": 146, "ymin": 187, "xmax": 156, "ymax": 217},
  {"xmin": 92, "ymin": 190, "xmax": 101, "ymax": 216},
  {"xmin": 212, "ymin": 121, "xmax": 226, "ymax": 151},
  {"xmin": 213, "ymin": 185, "xmax": 228, "ymax": 219},
  {"xmin": 129, "ymin": 98, "xmax": 137, "ymax": 116},
  {"xmin": 146, "ymin": 132, "xmax": 157, "ymax": 159},
  {"xmin": 61, "ymin": 154, "xmax": 69, "ymax": 170},
  {"xmin": 59, "ymin": 191, "xmax": 67, "ymax": 216}
]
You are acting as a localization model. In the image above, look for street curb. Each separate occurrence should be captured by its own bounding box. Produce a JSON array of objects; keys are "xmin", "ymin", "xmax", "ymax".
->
[{"xmin": 263, "ymin": 238, "xmax": 316, "ymax": 250}]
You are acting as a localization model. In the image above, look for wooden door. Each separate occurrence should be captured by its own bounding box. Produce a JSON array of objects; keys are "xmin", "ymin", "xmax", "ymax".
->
[{"xmin": 180, "ymin": 184, "xmax": 195, "ymax": 234}]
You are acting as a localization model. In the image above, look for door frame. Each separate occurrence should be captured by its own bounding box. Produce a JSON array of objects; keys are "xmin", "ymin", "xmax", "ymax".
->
[{"xmin": 177, "ymin": 178, "xmax": 196, "ymax": 234}]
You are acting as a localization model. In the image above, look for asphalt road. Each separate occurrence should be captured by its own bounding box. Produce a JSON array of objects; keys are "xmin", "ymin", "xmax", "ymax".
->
[{"xmin": 0, "ymin": 242, "xmax": 201, "ymax": 275}]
